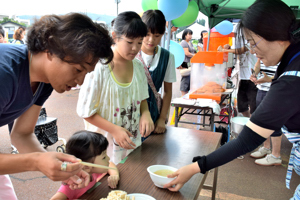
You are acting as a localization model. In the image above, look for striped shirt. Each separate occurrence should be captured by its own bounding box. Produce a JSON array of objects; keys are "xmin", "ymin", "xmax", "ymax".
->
[{"xmin": 256, "ymin": 61, "xmax": 278, "ymax": 91}]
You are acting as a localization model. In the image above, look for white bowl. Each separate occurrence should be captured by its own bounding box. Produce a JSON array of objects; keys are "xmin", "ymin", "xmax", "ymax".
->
[{"xmin": 147, "ymin": 165, "xmax": 177, "ymax": 188}]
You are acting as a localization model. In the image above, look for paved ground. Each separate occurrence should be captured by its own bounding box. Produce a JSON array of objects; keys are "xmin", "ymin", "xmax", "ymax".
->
[{"xmin": 1, "ymin": 70, "xmax": 299, "ymax": 200}]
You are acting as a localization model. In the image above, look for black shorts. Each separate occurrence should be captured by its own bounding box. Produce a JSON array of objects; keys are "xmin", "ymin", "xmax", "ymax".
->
[
  {"xmin": 237, "ymin": 80, "xmax": 257, "ymax": 114},
  {"xmin": 180, "ymin": 75, "xmax": 190, "ymax": 92}
]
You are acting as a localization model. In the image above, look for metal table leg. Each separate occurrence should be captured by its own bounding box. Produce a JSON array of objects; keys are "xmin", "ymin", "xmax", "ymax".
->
[
  {"xmin": 211, "ymin": 167, "xmax": 218, "ymax": 200},
  {"xmin": 175, "ymin": 107, "xmax": 179, "ymax": 127}
]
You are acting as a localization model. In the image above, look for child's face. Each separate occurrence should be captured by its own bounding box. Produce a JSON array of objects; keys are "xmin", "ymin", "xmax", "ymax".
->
[
  {"xmin": 90, "ymin": 150, "xmax": 110, "ymax": 174},
  {"xmin": 142, "ymin": 31, "xmax": 163, "ymax": 53},
  {"xmin": 0, "ymin": 34, "xmax": 4, "ymax": 43},
  {"xmin": 114, "ymin": 35, "xmax": 143, "ymax": 61}
]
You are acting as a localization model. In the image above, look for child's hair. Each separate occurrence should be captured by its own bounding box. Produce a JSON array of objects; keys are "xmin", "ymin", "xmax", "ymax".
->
[
  {"xmin": 112, "ymin": 11, "xmax": 147, "ymax": 39},
  {"xmin": 66, "ymin": 130, "xmax": 109, "ymax": 162},
  {"xmin": 13, "ymin": 27, "xmax": 24, "ymax": 40},
  {"xmin": 27, "ymin": 13, "xmax": 114, "ymax": 65},
  {"xmin": 0, "ymin": 26, "xmax": 4, "ymax": 37},
  {"xmin": 182, "ymin": 29, "xmax": 193, "ymax": 40},
  {"xmin": 141, "ymin": 10, "xmax": 166, "ymax": 35}
]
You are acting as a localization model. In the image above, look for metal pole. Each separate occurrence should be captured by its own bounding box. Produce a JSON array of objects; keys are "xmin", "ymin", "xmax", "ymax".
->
[
  {"xmin": 206, "ymin": 28, "xmax": 211, "ymax": 51},
  {"xmin": 115, "ymin": 0, "xmax": 121, "ymax": 15},
  {"xmin": 166, "ymin": 21, "xmax": 172, "ymax": 50}
]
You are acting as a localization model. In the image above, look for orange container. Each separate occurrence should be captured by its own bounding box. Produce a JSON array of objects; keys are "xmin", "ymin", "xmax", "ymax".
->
[
  {"xmin": 191, "ymin": 51, "xmax": 228, "ymax": 65},
  {"xmin": 203, "ymin": 32, "xmax": 235, "ymax": 51},
  {"xmin": 189, "ymin": 92, "xmax": 222, "ymax": 102}
]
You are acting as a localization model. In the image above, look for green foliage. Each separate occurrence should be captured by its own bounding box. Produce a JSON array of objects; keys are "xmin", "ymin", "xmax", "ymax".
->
[
  {"xmin": 197, "ymin": 19, "xmax": 206, "ymax": 26},
  {"xmin": 0, "ymin": 17, "xmax": 27, "ymax": 27},
  {"xmin": 176, "ymin": 18, "xmax": 206, "ymax": 33}
]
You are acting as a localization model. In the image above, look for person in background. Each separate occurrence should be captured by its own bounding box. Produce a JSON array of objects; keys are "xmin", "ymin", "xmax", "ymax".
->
[
  {"xmin": 12, "ymin": 26, "xmax": 26, "ymax": 44},
  {"xmin": 197, "ymin": 30, "xmax": 207, "ymax": 52},
  {"xmin": 77, "ymin": 11, "xmax": 154, "ymax": 165},
  {"xmin": 219, "ymin": 38, "xmax": 258, "ymax": 117},
  {"xmin": 0, "ymin": 25, "xmax": 5, "ymax": 43},
  {"xmin": 164, "ymin": 1, "xmax": 300, "ymax": 199},
  {"xmin": 19, "ymin": 26, "xmax": 26, "ymax": 43},
  {"xmin": 179, "ymin": 29, "xmax": 196, "ymax": 96},
  {"xmin": 249, "ymin": 58, "xmax": 282, "ymax": 166},
  {"xmin": 136, "ymin": 10, "xmax": 176, "ymax": 136},
  {"xmin": 0, "ymin": 13, "xmax": 114, "ymax": 199},
  {"xmin": 50, "ymin": 131, "xmax": 119, "ymax": 200}
]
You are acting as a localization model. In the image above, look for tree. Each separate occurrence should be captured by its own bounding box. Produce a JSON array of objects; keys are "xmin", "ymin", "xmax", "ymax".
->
[
  {"xmin": 175, "ymin": 18, "xmax": 206, "ymax": 34},
  {"xmin": 0, "ymin": 17, "xmax": 27, "ymax": 27},
  {"xmin": 197, "ymin": 19, "xmax": 206, "ymax": 26}
]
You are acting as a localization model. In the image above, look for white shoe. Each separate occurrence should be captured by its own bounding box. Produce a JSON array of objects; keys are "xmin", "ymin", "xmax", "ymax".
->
[
  {"xmin": 250, "ymin": 147, "xmax": 271, "ymax": 158},
  {"xmin": 255, "ymin": 154, "xmax": 282, "ymax": 166}
]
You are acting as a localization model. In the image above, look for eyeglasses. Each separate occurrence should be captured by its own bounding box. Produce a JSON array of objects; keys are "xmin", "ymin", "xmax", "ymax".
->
[{"xmin": 245, "ymin": 37, "xmax": 263, "ymax": 50}]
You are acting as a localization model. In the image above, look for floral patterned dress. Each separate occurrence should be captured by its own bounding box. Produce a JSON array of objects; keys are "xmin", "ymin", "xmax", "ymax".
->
[{"xmin": 77, "ymin": 58, "xmax": 149, "ymax": 164}]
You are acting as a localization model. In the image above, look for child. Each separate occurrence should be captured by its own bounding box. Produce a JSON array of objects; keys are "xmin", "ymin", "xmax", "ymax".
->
[
  {"xmin": 136, "ymin": 10, "xmax": 176, "ymax": 135},
  {"xmin": 0, "ymin": 25, "xmax": 4, "ymax": 43},
  {"xmin": 51, "ymin": 131, "xmax": 119, "ymax": 200},
  {"xmin": 77, "ymin": 11, "xmax": 154, "ymax": 164}
]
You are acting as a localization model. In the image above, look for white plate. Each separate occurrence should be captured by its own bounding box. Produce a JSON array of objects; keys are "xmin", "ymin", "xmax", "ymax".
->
[{"xmin": 127, "ymin": 193, "xmax": 156, "ymax": 200}]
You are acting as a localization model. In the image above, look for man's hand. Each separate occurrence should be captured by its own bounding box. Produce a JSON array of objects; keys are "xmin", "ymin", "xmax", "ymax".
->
[
  {"xmin": 256, "ymin": 72, "xmax": 273, "ymax": 84},
  {"xmin": 36, "ymin": 152, "xmax": 84, "ymax": 181},
  {"xmin": 250, "ymin": 73, "xmax": 258, "ymax": 84}
]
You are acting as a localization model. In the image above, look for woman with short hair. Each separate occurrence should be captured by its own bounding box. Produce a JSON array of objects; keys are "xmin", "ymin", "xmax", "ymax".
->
[{"xmin": 0, "ymin": 13, "xmax": 113, "ymax": 199}]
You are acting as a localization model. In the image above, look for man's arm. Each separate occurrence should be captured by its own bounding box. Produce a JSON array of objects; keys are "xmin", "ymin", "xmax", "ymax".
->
[
  {"xmin": 254, "ymin": 58, "xmax": 261, "ymax": 75},
  {"xmin": 10, "ymin": 104, "xmax": 45, "ymax": 153},
  {"xmin": 218, "ymin": 45, "xmax": 248, "ymax": 55}
]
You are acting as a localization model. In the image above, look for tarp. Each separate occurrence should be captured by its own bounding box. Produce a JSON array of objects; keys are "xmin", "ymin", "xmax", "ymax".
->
[
  {"xmin": 176, "ymin": 23, "xmax": 208, "ymax": 39},
  {"xmin": 196, "ymin": 0, "xmax": 300, "ymax": 28}
]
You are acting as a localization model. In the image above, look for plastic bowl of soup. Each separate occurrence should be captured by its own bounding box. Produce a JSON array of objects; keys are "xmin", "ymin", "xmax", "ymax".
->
[{"xmin": 147, "ymin": 165, "xmax": 177, "ymax": 188}]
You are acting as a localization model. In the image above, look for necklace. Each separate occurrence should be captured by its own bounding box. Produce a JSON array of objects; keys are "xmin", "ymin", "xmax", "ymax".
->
[{"xmin": 138, "ymin": 46, "xmax": 158, "ymax": 70}]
